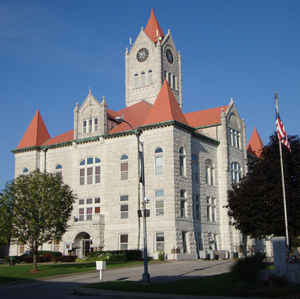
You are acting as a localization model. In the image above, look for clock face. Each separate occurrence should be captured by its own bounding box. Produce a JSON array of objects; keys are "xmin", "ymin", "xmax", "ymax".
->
[
  {"xmin": 166, "ymin": 49, "xmax": 173, "ymax": 64},
  {"xmin": 136, "ymin": 48, "xmax": 149, "ymax": 62}
]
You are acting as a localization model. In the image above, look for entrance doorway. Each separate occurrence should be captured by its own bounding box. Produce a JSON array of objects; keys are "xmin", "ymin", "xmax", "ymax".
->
[{"xmin": 73, "ymin": 232, "xmax": 91, "ymax": 257}]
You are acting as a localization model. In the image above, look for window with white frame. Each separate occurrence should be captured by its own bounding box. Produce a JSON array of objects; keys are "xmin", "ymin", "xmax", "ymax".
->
[
  {"xmin": 156, "ymin": 232, "xmax": 165, "ymax": 252},
  {"xmin": 120, "ymin": 154, "xmax": 128, "ymax": 180},
  {"xmin": 168, "ymin": 72, "xmax": 172, "ymax": 85},
  {"xmin": 94, "ymin": 118, "xmax": 98, "ymax": 131},
  {"xmin": 192, "ymin": 154, "xmax": 199, "ymax": 182},
  {"xmin": 155, "ymin": 189, "xmax": 164, "ymax": 216},
  {"xmin": 134, "ymin": 73, "xmax": 139, "ymax": 88},
  {"xmin": 79, "ymin": 208, "xmax": 84, "ymax": 221},
  {"xmin": 82, "ymin": 118, "xmax": 98, "ymax": 134},
  {"xmin": 79, "ymin": 157, "xmax": 101, "ymax": 185},
  {"xmin": 206, "ymin": 197, "xmax": 216, "ymax": 223},
  {"xmin": 229, "ymin": 128, "xmax": 241, "ymax": 149},
  {"xmin": 180, "ymin": 190, "xmax": 186, "ymax": 218},
  {"xmin": 179, "ymin": 147, "xmax": 186, "ymax": 176},
  {"xmin": 231, "ymin": 162, "xmax": 242, "ymax": 184},
  {"xmin": 120, "ymin": 234, "xmax": 128, "ymax": 250},
  {"xmin": 86, "ymin": 207, "xmax": 93, "ymax": 221},
  {"xmin": 155, "ymin": 147, "xmax": 163, "ymax": 175},
  {"xmin": 120, "ymin": 195, "xmax": 128, "ymax": 219},
  {"xmin": 182, "ymin": 231, "xmax": 187, "ymax": 253},
  {"xmin": 205, "ymin": 159, "xmax": 215, "ymax": 186}
]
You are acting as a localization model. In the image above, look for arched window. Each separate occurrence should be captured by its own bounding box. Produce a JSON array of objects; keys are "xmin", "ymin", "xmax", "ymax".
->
[
  {"xmin": 79, "ymin": 157, "xmax": 101, "ymax": 185},
  {"xmin": 148, "ymin": 70, "xmax": 152, "ymax": 84},
  {"xmin": 155, "ymin": 147, "xmax": 163, "ymax": 175},
  {"xmin": 120, "ymin": 154, "xmax": 128, "ymax": 180},
  {"xmin": 231, "ymin": 162, "xmax": 242, "ymax": 184},
  {"xmin": 205, "ymin": 159, "xmax": 215, "ymax": 185},
  {"xmin": 179, "ymin": 147, "xmax": 186, "ymax": 176},
  {"xmin": 23, "ymin": 168, "xmax": 29, "ymax": 174},
  {"xmin": 55, "ymin": 164, "xmax": 63, "ymax": 178},
  {"xmin": 141, "ymin": 72, "xmax": 145, "ymax": 87},
  {"xmin": 134, "ymin": 73, "xmax": 139, "ymax": 88}
]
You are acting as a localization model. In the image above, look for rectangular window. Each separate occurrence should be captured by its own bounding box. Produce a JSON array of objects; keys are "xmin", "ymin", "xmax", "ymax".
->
[
  {"xmin": 120, "ymin": 204, "xmax": 128, "ymax": 219},
  {"xmin": 230, "ymin": 128, "xmax": 234, "ymax": 146},
  {"xmin": 95, "ymin": 197, "xmax": 100, "ymax": 204},
  {"xmin": 134, "ymin": 73, "xmax": 139, "ymax": 88},
  {"xmin": 89, "ymin": 119, "xmax": 92, "ymax": 133},
  {"xmin": 237, "ymin": 132, "xmax": 241, "ymax": 149},
  {"xmin": 120, "ymin": 234, "xmax": 128, "ymax": 250},
  {"xmin": 195, "ymin": 194, "xmax": 200, "ymax": 220},
  {"xmin": 86, "ymin": 198, "xmax": 93, "ymax": 204},
  {"xmin": 155, "ymin": 155, "xmax": 163, "ymax": 176},
  {"xmin": 83, "ymin": 120, "xmax": 87, "ymax": 134},
  {"xmin": 156, "ymin": 232, "xmax": 165, "ymax": 252},
  {"xmin": 172, "ymin": 75, "xmax": 176, "ymax": 89},
  {"xmin": 95, "ymin": 207, "xmax": 100, "ymax": 214},
  {"xmin": 180, "ymin": 190, "xmax": 186, "ymax": 218},
  {"xmin": 141, "ymin": 72, "xmax": 145, "ymax": 87},
  {"xmin": 79, "ymin": 208, "xmax": 84, "ymax": 221},
  {"xmin": 87, "ymin": 167, "xmax": 93, "ymax": 184},
  {"xmin": 207, "ymin": 197, "xmax": 211, "ymax": 222},
  {"xmin": 95, "ymin": 166, "xmax": 101, "ymax": 183},
  {"xmin": 182, "ymin": 231, "xmax": 187, "ymax": 253},
  {"xmin": 168, "ymin": 72, "xmax": 171, "ymax": 84},
  {"xmin": 94, "ymin": 118, "xmax": 98, "ymax": 131},
  {"xmin": 155, "ymin": 189, "xmax": 164, "ymax": 216},
  {"xmin": 121, "ymin": 161, "xmax": 128, "ymax": 180},
  {"xmin": 120, "ymin": 195, "xmax": 128, "ymax": 201},
  {"xmin": 211, "ymin": 197, "xmax": 216, "ymax": 222},
  {"xmin": 80, "ymin": 169, "xmax": 85, "ymax": 185},
  {"xmin": 79, "ymin": 199, "xmax": 84, "ymax": 205},
  {"xmin": 86, "ymin": 207, "xmax": 92, "ymax": 220}
]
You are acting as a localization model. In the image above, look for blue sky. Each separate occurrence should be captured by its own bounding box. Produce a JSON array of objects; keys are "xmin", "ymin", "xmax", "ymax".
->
[{"xmin": 0, "ymin": 0, "xmax": 299, "ymax": 189}]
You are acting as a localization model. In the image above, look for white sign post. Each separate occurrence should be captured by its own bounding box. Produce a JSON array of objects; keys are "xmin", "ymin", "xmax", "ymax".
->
[{"xmin": 96, "ymin": 261, "xmax": 106, "ymax": 281}]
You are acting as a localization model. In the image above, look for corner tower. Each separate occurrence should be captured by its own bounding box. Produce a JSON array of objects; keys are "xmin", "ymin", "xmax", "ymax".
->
[{"xmin": 125, "ymin": 9, "xmax": 182, "ymax": 107}]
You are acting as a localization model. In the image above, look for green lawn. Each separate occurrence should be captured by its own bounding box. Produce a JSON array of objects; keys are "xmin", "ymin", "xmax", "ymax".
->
[
  {"xmin": 0, "ymin": 260, "xmax": 145, "ymax": 285},
  {"xmin": 86, "ymin": 273, "xmax": 300, "ymax": 298}
]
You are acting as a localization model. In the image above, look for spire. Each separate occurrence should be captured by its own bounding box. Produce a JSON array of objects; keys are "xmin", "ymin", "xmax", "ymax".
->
[
  {"xmin": 143, "ymin": 80, "xmax": 187, "ymax": 126},
  {"xmin": 144, "ymin": 9, "xmax": 164, "ymax": 43},
  {"xmin": 247, "ymin": 127, "xmax": 264, "ymax": 158},
  {"xmin": 17, "ymin": 110, "xmax": 50, "ymax": 149}
]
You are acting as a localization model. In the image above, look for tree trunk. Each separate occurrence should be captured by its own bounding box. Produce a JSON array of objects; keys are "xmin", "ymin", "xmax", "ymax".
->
[{"xmin": 32, "ymin": 240, "xmax": 38, "ymax": 271}]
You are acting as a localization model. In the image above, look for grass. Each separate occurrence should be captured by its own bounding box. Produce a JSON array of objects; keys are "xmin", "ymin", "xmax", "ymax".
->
[
  {"xmin": 0, "ymin": 260, "xmax": 146, "ymax": 285},
  {"xmin": 86, "ymin": 272, "xmax": 300, "ymax": 297}
]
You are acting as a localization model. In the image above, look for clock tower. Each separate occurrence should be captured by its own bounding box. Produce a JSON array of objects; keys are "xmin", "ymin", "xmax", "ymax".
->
[{"xmin": 125, "ymin": 9, "xmax": 182, "ymax": 107}]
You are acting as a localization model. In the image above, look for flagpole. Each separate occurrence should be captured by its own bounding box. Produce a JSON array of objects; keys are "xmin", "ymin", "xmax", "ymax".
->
[{"xmin": 275, "ymin": 92, "xmax": 290, "ymax": 249}]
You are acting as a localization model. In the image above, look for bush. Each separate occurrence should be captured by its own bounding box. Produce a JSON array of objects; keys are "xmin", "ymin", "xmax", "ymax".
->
[
  {"xmin": 230, "ymin": 252, "xmax": 266, "ymax": 282},
  {"xmin": 158, "ymin": 251, "xmax": 165, "ymax": 261},
  {"xmin": 87, "ymin": 250, "xmax": 142, "ymax": 261},
  {"xmin": 56, "ymin": 255, "xmax": 77, "ymax": 263}
]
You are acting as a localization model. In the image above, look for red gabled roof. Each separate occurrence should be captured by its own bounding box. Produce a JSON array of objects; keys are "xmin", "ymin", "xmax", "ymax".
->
[
  {"xmin": 109, "ymin": 101, "xmax": 152, "ymax": 134},
  {"xmin": 17, "ymin": 110, "xmax": 50, "ymax": 149},
  {"xmin": 247, "ymin": 127, "xmax": 264, "ymax": 158},
  {"xmin": 144, "ymin": 9, "xmax": 164, "ymax": 43},
  {"xmin": 143, "ymin": 80, "xmax": 187, "ymax": 126},
  {"xmin": 184, "ymin": 106, "xmax": 228, "ymax": 128},
  {"xmin": 43, "ymin": 130, "xmax": 74, "ymax": 146}
]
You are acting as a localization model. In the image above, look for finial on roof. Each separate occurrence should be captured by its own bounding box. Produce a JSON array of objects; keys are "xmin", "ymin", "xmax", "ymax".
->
[
  {"xmin": 101, "ymin": 96, "xmax": 106, "ymax": 104},
  {"xmin": 88, "ymin": 88, "xmax": 92, "ymax": 96},
  {"xmin": 229, "ymin": 97, "xmax": 234, "ymax": 105}
]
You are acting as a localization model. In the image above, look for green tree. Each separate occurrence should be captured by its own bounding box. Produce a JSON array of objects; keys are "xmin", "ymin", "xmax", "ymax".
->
[
  {"xmin": 0, "ymin": 188, "xmax": 13, "ymax": 245},
  {"xmin": 1, "ymin": 170, "xmax": 75, "ymax": 270},
  {"xmin": 228, "ymin": 134, "xmax": 300, "ymax": 247}
]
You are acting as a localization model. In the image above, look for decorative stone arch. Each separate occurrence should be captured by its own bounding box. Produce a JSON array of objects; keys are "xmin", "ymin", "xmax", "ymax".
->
[{"xmin": 73, "ymin": 232, "xmax": 91, "ymax": 258}]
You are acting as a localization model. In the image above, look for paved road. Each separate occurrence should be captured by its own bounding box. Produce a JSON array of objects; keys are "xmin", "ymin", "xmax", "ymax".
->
[{"xmin": 0, "ymin": 260, "xmax": 236, "ymax": 299}]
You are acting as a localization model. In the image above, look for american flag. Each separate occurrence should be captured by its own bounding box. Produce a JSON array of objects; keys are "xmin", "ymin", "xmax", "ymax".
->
[{"xmin": 275, "ymin": 94, "xmax": 291, "ymax": 151}]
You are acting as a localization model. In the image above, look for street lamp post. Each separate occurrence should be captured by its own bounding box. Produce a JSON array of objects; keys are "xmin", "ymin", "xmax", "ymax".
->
[{"xmin": 115, "ymin": 117, "xmax": 150, "ymax": 282}]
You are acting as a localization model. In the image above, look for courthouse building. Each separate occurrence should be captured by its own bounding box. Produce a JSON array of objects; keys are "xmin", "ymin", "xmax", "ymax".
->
[{"xmin": 10, "ymin": 10, "xmax": 263, "ymax": 259}]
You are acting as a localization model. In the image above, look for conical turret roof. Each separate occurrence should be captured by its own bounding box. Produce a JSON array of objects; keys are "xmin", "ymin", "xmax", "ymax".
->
[
  {"xmin": 144, "ymin": 9, "xmax": 164, "ymax": 43},
  {"xmin": 17, "ymin": 110, "xmax": 50, "ymax": 149},
  {"xmin": 247, "ymin": 127, "xmax": 264, "ymax": 158}
]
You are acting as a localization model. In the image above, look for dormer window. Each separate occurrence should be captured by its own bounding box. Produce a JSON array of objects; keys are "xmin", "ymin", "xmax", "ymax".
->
[
  {"xmin": 82, "ymin": 118, "xmax": 98, "ymax": 135},
  {"xmin": 94, "ymin": 118, "xmax": 98, "ymax": 131}
]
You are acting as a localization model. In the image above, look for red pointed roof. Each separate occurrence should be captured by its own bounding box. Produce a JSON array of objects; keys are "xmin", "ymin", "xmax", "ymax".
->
[
  {"xmin": 184, "ymin": 106, "xmax": 228, "ymax": 128},
  {"xmin": 144, "ymin": 9, "xmax": 164, "ymax": 43},
  {"xmin": 17, "ymin": 110, "xmax": 50, "ymax": 149},
  {"xmin": 43, "ymin": 130, "xmax": 74, "ymax": 146},
  {"xmin": 143, "ymin": 80, "xmax": 187, "ymax": 126},
  {"xmin": 247, "ymin": 127, "xmax": 264, "ymax": 158}
]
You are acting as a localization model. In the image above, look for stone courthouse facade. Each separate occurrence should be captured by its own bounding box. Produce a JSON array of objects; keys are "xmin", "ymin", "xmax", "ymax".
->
[{"xmin": 10, "ymin": 10, "xmax": 260, "ymax": 259}]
